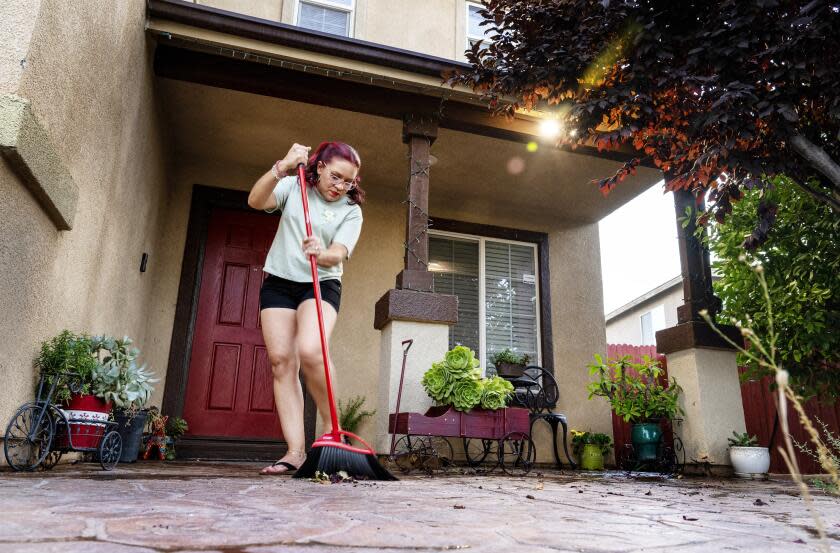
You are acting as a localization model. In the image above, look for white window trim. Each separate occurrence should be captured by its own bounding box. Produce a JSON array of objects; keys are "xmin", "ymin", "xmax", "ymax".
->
[
  {"xmin": 429, "ymin": 229, "xmax": 542, "ymax": 372},
  {"xmin": 639, "ymin": 305, "xmax": 665, "ymax": 345},
  {"xmin": 640, "ymin": 311, "xmax": 652, "ymax": 345},
  {"xmin": 295, "ymin": 0, "xmax": 356, "ymax": 38},
  {"xmin": 465, "ymin": 1, "xmax": 489, "ymax": 51}
]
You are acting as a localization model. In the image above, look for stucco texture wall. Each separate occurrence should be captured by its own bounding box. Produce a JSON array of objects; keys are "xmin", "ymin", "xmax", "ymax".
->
[
  {"xmin": 547, "ymin": 224, "xmax": 614, "ymax": 449},
  {"xmin": 0, "ymin": 0, "xmax": 168, "ymax": 426},
  {"xmin": 0, "ymin": 0, "xmax": 44, "ymax": 94},
  {"xmin": 186, "ymin": 0, "xmax": 469, "ymax": 61}
]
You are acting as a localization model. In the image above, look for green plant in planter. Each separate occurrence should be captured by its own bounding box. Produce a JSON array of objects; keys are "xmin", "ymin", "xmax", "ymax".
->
[
  {"xmin": 91, "ymin": 335, "xmax": 158, "ymax": 413},
  {"xmin": 491, "ymin": 348, "xmax": 531, "ymax": 367},
  {"xmin": 586, "ymin": 354, "xmax": 684, "ymax": 423},
  {"xmin": 728, "ymin": 431, "xmax": 759, "ymax": 447},
  {"xmin": 35, "ymin": 330, "xmax": 98, "ymax": 402},
  {"xmin": 422, "ymin": 346, "xmax": 514, "ymax": 412},
  {"xmin": 338, "ymin": 396, "xmax": 376, "ymax": 435},
  {"xmin": 570, "ymin": 430, "xmax": 613, "ymax": 456}
]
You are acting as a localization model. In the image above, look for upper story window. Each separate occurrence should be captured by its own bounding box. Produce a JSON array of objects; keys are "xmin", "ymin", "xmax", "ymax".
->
[
  {"xmin": 466, "ymin": 2, "xmax": 489, "ymax": 50},
  {"xmin": 297, "ymin": 0, "xmax": 354, "ymax": 37},
  {"xmin": 640, "ymin": 305, "xmax": 666, "ymax": 345}
]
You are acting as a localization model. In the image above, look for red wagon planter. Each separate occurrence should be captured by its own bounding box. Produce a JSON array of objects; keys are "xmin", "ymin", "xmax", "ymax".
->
[
  {"xmin": 387, "ymin": 405, "xmax": 535, "ymax": 475},
  {"xmin": 384, "ymin": 339, "xmax": 536, "ymax": 476}
]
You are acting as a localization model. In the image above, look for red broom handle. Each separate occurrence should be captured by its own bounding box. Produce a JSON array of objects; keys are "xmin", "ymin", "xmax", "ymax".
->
[{"xmin": 297, "ymin": 164, "xmax": 340, "ymax": 438}]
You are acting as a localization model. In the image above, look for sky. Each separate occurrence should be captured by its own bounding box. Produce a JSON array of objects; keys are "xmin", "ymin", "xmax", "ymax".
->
[{"xmin": 598, "ymin": 181, "xmax": 682, "ymax": 314}]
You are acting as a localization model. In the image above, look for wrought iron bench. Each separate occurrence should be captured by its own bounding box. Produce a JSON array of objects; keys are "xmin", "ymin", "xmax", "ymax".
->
[{"xmin": 501, "ymin": 365, "xmax": 577, "ymax": 469}]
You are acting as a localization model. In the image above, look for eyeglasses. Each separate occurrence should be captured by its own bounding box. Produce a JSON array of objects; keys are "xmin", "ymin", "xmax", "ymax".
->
[{"xmin": 328, "ymin": 171, "xmax": 357, "ymax": 192}]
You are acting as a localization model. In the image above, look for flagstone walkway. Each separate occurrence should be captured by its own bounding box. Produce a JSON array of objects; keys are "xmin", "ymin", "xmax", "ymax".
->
[{"xmin": 1, "ymin": 462, "xmax": 838, "ymax": 552}]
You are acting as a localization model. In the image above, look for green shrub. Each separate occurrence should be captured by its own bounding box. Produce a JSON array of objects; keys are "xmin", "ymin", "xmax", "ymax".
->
[
  {"xmin": 571, "ymin": 430, "xmax": 613, "ymax": 456},
  {"xmin": 586, "ymin": 354, "xmax": 684, "ymax": 423}
]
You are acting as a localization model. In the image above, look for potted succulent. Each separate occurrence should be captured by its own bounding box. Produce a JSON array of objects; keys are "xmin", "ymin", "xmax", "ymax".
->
[
  {"xmin": 586, "ymin": 354, "xmax": 684, "ymax": 462},
  {"xmin": 422, "ymin": 346, "xmax": 514, "ymax": 412},
  {"xmin": 571, "ymin": 430, "xmax": 613, "ymax": 470},
  {"xmin": 491, "ymin": 348, "xmax": 531, "ymax": 378},
  {"xmin": 164, "ymin": 415, "xmax": 189, "ymax": 460},
  {"xmin": 728, "ymin": 431, "xmax": 771, "ymax": 479},
  {"xmin": 91, "ymin": 335, "xmax": 157, "ymax": 462},
  {"xmin": 35, "ymin": 330, "xmax": 109, "ymax": 449}
]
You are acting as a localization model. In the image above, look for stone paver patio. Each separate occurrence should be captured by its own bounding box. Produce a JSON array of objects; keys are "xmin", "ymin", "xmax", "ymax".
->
[{"xmin": 1, "ymin": 462, "xmax": 838, "ymax": 552}]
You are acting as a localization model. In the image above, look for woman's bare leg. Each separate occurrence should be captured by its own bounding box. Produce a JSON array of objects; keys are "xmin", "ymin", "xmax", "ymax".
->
[
  {"xmin": 296, "ymin": 299, "xmax": 339, "ymax": 433},
  {"xmin": 259, "ymin": 307, "xmax": 306, "ymax": 474}
]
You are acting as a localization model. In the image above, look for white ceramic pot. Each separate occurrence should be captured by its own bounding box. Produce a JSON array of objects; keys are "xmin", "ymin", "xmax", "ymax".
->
[{"xmin": 729, "ymin": 446, "xmax": 771, "ymax": 478}]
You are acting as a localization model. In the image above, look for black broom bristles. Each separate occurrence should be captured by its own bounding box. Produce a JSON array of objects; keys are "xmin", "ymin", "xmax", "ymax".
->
[{"xmin": 293, "ymin": 445, "xmax": 397, "ymax": 481}]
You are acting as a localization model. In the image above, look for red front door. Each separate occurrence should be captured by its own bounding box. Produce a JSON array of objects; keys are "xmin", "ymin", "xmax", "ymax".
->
[{"xmin": 182, "ymin": 207, "xmax": 282, "ymax": 439}]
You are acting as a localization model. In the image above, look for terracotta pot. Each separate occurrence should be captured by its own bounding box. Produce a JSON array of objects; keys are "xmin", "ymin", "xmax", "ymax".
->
[{"xmin": 57, "ymin": 394, "xmax": 112, "ymax": 450}]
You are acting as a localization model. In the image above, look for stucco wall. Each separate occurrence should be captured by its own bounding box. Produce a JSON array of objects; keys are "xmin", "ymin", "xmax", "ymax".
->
[
  {"xmin": 0, "ymin": 0, "xmax": 168, "ymax": 427},
  {"xmin": 195, "ymin": 0, "xmax": 284, "ymax": 22},
  {"xmin": 547, "ymin": 224, "xmax": 614, "ymax": 448},
  {"xmin": 0, "ymin": 0, "xmax": 44, "ymax": 94},
  {"xmin": 188, "ymin": 0, "xmax": 474, "ymax": 61}
]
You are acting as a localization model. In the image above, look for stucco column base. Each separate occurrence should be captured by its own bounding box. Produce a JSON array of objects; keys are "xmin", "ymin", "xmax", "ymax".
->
[
  {"xmin": 663, "ymin": 347, "xmax": 746, "ymax": 473},
  {"xmin": 374, "ymin": 320, "xmax": 450, "ymax": 453}
]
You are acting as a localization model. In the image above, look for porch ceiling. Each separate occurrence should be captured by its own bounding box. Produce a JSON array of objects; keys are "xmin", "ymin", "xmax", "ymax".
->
[{"xmin": 157, "ymin": 78, "xmax": 663, "ymax": 225}]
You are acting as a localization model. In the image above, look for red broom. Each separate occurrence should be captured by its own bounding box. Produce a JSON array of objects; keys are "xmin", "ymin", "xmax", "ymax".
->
[{"xmin": 291, "ymin": 164, "xmax": 396, "ymax": 481}]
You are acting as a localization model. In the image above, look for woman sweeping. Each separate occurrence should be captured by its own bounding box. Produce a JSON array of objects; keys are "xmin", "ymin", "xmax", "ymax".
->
[{"xmin": 248, "ymin": 141, "xmax": 364, "ymax": 475}]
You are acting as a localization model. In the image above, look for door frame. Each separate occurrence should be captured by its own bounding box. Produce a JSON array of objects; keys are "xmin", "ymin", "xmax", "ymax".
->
[{"xmin": 162, "ymin": 184, "xmax": 317, "ymax": 460}]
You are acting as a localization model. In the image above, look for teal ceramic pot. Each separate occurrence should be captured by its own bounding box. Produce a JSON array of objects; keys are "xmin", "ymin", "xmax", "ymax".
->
[{"xmin": 631, "ymin": 422, "xmax": 663, "ymax": 461}]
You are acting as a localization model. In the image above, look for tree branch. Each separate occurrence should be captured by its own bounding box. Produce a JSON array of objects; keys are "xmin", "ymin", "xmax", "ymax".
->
[
  {"xmin": 789, "ymin": 134, "xmax": 840, "ymax": 212},
  {"xmin": 796, "ymin": 178, "xmax": 840, "ymax": 213}
]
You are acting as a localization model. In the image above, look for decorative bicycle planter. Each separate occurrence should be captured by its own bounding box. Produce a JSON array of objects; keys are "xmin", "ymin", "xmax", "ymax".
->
[
  {"xmin": 385, "ymin": 340, "xmax": 535, "ymax": 476},
  {"xmin": 3, "ymin": 372, "xmax": 123, "ymax": 472},
  {"xmin": 618, "ymin": 420, "xmax": 685, "ymax": 476}
]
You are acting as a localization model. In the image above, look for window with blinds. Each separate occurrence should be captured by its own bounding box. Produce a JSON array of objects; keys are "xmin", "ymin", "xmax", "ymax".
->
[
  {"xmin": 297, "ymin": 0, "xmax": 353, "ymax": 37},
  {"xmin": 429, "ymin": 233, "xmax": 540, "ymax": 372}
]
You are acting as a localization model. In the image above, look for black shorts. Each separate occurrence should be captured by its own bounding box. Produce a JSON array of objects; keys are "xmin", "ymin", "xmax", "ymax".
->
[{"xmin": 259, "ymin": 274, "xmax": 342, "ymax": 313}]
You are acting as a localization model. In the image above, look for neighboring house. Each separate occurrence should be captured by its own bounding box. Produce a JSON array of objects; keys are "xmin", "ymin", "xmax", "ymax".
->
[
  {"xmin": 606, "ymin": 276, "xmax": 683, "ymax": 346},
  {"xmin": 606, "ymin": 275, "xmax": 720, "ymax": 346},
  {"xmin": 0, "ymin": 0, "xmax": 667, "ymax": 463}
]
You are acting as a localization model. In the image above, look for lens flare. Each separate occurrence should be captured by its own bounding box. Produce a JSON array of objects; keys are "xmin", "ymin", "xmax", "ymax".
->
[
  {"xmin": 539, "ymin": 119, "xmax": 561, "ymax": 138},
  {"xmin": 506, "ymin": 156, "xmax": 525, "ymax": 175}
]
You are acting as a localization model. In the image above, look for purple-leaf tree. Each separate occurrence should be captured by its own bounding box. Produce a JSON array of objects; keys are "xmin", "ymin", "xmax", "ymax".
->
[{"xmin": 448, "ymin": 0, "xmax": 840, "ymax": 245}]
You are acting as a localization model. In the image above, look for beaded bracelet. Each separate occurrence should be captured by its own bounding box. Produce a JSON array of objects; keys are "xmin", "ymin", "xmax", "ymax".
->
[{"xmin": 270, "ymin": 160, "xmax": 283, "ymax": 180}]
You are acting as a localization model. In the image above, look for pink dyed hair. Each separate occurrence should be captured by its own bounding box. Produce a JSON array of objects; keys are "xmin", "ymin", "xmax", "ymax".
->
[{"xmin": 305, "ymin": 141, "xmax": 365, "ymax": 206}]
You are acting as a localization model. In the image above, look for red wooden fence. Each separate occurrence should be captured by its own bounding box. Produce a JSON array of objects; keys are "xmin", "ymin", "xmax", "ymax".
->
[
  {"xmin": 740, "ymin": 371, "xmax": 840, "ymax": 474},
  {"xmin": 606, "ymin": 344, "xmax": 840, "ymax": 473}
]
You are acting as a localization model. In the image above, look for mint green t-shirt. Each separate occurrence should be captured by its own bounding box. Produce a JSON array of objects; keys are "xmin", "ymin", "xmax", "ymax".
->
[{"xmin": 263, "ymin": 175, "xmax": 363, "ymax": 282}]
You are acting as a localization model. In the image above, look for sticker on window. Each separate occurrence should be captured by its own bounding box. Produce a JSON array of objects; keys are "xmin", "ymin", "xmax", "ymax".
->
[{"xmin": 523, "ymin": 274, "xmax": 536, "ymax": 284}]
